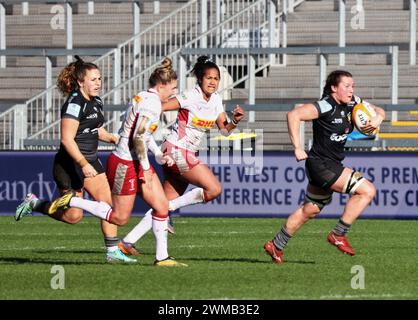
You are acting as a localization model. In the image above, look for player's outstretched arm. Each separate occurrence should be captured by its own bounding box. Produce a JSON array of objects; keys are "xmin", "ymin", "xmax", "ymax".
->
[{"xmin": 217, "ymin": 105, "xmax": 245, "ymax": 136}]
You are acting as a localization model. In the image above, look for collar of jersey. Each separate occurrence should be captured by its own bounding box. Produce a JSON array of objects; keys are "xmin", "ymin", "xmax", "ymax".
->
[
  {"xmin": 326, "ymin": 94, "xmax": 345, "ymax": 107},
  {"xmin": 194, "ymin": 85, "xmax": 215, "ymax": 105},
  {"xmin": 148, "ymin": 88, "xmax": 159, "ymax": 96},
  {"xmin": 72, "ymin": 88, "xmax": 101, "ymax": 106}
]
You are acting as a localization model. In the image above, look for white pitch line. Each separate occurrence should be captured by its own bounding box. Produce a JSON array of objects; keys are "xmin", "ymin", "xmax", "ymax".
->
[{"xmin": 320, "ymin": 293, "xmax": 413, "ymax": 299}]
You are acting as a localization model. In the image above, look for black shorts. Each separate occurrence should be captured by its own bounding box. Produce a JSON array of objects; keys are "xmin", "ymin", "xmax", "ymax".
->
[
  {"xmin": 53, "ymin": 152, "xmax": 105, "ymax": 190},
  {"xmin": 305, "ymin": 157, "xmax": 344, "ymax": 190}
]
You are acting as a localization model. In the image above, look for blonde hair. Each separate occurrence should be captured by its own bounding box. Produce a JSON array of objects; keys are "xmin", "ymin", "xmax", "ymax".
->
[
  {"xmin": 148, "ymin": 57, "xmax": 177, "ymax": 87},
  {"xmin": 57, "ymin": 55, "xmax": 99, "ymax": 96}
]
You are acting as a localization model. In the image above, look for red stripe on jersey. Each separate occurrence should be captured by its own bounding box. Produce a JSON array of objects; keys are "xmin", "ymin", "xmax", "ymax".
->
[{"xmin": 177, "ymin": 108, "xmax": 189, "ymax": 140}]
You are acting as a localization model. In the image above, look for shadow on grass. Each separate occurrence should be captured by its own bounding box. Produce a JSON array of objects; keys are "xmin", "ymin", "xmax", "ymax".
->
[
  {"xmin": 33, "ymin": 249, "xmax": 104, "ymax": 254},
  {"xmin": 182, "ymin": 257, "xmax": 316, "ymax": 265},
  {"xmin": 0, "ymin": 256, "xmax": 109, "ymax": 265}
]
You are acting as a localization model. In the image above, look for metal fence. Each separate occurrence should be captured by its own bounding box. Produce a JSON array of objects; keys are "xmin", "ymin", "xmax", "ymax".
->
[{"xmin": 8, "ymin": 0, "xmax": 275, "ymax": 148}]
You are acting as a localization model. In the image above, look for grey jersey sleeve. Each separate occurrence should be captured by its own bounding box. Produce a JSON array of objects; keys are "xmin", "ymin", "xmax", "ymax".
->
[{"xmin": 313, "ymin": 99, "xmax": 333, "ymax": 117}]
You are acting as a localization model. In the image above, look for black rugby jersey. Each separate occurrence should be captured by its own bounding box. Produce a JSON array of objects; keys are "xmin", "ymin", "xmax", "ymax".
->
[
  {"xmin": 58, "ymin": 90, "xmax": 105, "ymax": 161},
  {"xmin": 308, "ymin": 95, "xmax": 362, "ymax": 162}
]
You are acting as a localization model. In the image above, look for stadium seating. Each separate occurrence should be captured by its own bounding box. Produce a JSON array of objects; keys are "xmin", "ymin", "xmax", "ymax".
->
[
  {"xmin": 230, "ymin": 0, "xmax": 418, "ymax": 150},
  {"xmin": 0, "ymin": 1, "xmax": 187, "ymax": 104},
  {"xmin": 0, "ymin": 0, "xmax": 417, "ymax": 151}
]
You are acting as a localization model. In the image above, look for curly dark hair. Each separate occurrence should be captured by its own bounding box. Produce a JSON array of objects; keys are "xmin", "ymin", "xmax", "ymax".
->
[{"xmin": 57, "ymin": 55, "xmax": 99, "ymax": 96}]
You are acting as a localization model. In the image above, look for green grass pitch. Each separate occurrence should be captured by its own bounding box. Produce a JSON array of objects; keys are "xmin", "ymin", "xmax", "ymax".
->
[{"xmin": 0, "ymin": 216, "xmax": 417, "ymax": 300}]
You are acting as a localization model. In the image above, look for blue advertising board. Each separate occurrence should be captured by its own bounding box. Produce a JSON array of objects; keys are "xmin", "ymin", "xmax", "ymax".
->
[{"xmin": 1, "ymin": 151, "xmax": 417, "ymax": 219}]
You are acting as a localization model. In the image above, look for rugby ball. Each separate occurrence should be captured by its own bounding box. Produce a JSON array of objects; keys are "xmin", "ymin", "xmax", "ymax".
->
[{"xmin": 352, "ymin": 103, "xmax": 378, "ymax": 136}]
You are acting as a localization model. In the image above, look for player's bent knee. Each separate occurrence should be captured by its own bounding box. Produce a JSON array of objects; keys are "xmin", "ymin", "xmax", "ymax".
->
[
  {"xmin": 302, "ymin": 203, "xmax": 321, "ymax": 219},
  {"xmin": 152, "ymin": 209, "xmax": 168, "ymax": 219},
  {"xmin": 111, "ymin": 216, "xmax": 130, "ymax": 226},
  {"xmin": 63, "ymin": 213, "xmax": 83, "ymax": 224},
  {"xmin": 304, "ymin": 191, "xmax": 332, "ymax": 214},
  {"xmin": 205, "ymin": 184, "xmax": 222, "ymax": 201},
  {"xmin": 363, "ymin": 182, "xmax": 376, "ymax": 201}
]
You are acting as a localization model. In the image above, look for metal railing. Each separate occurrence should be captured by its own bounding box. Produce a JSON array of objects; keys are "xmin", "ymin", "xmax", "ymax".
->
[
  {"xmin": 307, "ymin": 0, "xmax": 415, "ymax": 66},
  {"xmin": 18, "ymin": 0, "xmax": 275, "ymax": 147},
  {"xmin": 3, "ymin": 45, "xmax": 401, "ymax": 149},
  {"xmin": 17, "ymin": 45, "xmax": 404, "ymax": 150},
  {"xmin": 179, "ymin": 45, "xmax": 400, "ymax": 103},
  {"xmin": 1, "ymin": 0, "xmax": 261, "ymax": 149},
  {"xmin": 19, "ymin": 102, "xmax": 418, "ymax": 152}
]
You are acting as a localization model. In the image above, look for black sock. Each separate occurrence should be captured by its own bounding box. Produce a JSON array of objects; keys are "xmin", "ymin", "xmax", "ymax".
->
[
  {"xmin": 32, "ymin": 199, "xmax": 50, "ymax": 215},
  {"xmin": 273, "ymin": 226, "xmax": 292, "ymax": 251},
  {"xmin": 332, "ymin": 219, "xmax": 351, "ymax": 236},
  {"xmin": 104, "ymin": 236, "xmax": 119, "ymax": 251}
]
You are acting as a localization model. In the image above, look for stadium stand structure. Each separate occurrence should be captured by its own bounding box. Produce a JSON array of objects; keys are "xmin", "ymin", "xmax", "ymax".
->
[
  {"xmin": 228, "ymin": 0, "xmax": 418, "ymax": 151},
  {"xmin": 0, "ymin": 0, "xmax": 417, "ymax": 151},
  {"xmin": 0, "ymin": 1, "xmax": 188, "ymax": 105},
  {"xmin": 1, "ymin": 0, "xmax": 273, "ymax": 150}
]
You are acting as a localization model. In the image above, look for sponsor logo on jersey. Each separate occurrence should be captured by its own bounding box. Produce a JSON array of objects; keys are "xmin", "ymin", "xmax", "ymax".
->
[
  {"xmin": 86, "ymin": 113, "xmax": 98, "ymax": 119},
  {"xmin": 66, "ymin": 103, "xmax": 81, "ymax": 117},
  {"xmin": 191, "ymin": 117, "xmax": 216, "ymax": 129},
  {"xmin": 148, "ymin": 123, "xmax": 158, "ymax": 133},
  {"xmin": 133, "ymin": 95, "xmax": 142, "ymax": 104},
  {"xmin": 330, "ymin": 133, "xmax": 348, "ymax": 142},
  {"xmin": 331, "ymin": 118, "xmax": 343, "ymax": 124}
]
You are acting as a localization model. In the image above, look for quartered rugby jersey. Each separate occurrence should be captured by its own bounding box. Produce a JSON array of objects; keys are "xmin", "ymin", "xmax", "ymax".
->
[
  {"xmin": 114, "ymin": 89, "xmax": 161, "ymax": 161},
  {"xmin": 166, "ymin": 85, "xmax": 224, "ymax": 152}
]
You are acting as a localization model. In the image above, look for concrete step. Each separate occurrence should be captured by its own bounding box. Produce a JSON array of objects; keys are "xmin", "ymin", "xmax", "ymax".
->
[
  {"xmin": 231, "ymin": 87, "xmax": 418, "ymax": 100},
  {"xmin": 9, "ymin": 2, "xmax": 187, "ymax": 15},
  {"xmin": 3, "ymin": 56, "xmax": 100, "ymax": 68},
  {"xmin": 285, "ymin": 51, "xmax": 414, "ymax": 66},
  {"xmin": 0, "ymin": 66, "xmax": 50, "ymax": 77},
  {"xmin": 0, "ymin": 88, "xmax": 45, "ymax": 100}
]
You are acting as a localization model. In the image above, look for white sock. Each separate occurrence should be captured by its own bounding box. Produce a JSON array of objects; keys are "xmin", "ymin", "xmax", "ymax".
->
[
  {"xmin": 69, "ymin": 197, "xmax": 112, "ymax": 221},
  {"xmin": 107, "ymin": 246, "xmax": 118, "ymax": 252},
  {"xmin": 169, "ymin": 187, "xmax": 205, "ymax": 211},
  {"xmin": 123, "ymin": 209, "xmax": 153, "ymax": 244},
  {"xmin": 153, "ymin": 216, "xmax": 168, "ymax": 261}
]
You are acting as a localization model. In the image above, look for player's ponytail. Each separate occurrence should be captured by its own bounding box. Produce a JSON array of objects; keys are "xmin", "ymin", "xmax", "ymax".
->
[
  {"xmin": 57, "ymin": 55, "xmax": 99, "ymax": 96},
  {"xmin": 148, "ymin": 57, "xmax": 178, "ymax": 87}
]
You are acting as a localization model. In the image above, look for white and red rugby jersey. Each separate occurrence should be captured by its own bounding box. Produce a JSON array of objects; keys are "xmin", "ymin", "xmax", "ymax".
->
[
  {"xmin": 165, "ymin": 85, "xmax": 225, "ymax": 152},
  {"xmin": 113, "ymin": 89, "xmax": 161, "ymax": 161}
]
